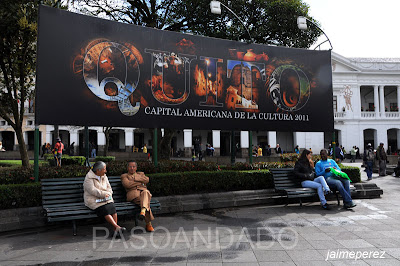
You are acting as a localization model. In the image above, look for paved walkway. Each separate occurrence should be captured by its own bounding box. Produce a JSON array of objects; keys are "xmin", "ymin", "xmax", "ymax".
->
[{"xmin": 1, "ymin": 163, "xmax": 400, "ymax": 265}]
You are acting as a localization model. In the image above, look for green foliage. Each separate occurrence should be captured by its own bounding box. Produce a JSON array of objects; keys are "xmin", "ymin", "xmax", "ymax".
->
[
  {"xmin": 0, "ymin": 183, "xmax": 41, "ymax": 209},
  {"xmin": 0, "ymin": 165, "xmax": 91, "ymax": 184},
  {"xmin": 45, "ymin": 155, "xmax": 86, "ymax": 166},
  {"xmin": 147, "ymin": 170, "xmax": 273, "ymax": 196},
  {"xmin": 77, "ymin": 0, "xmax": 320, "ymax": 48},
  {"xmin": 340, "ymin": 166, "xmax": 361, "ymax": 183},
  {"xmin": 95, "ymin": 156, "xmax": 115, "ymax": 162},
  {"xmin": 106, "ymin": 160, "xmax": 220, "ymax": 176},
  {"xmin": 281, "ymin": 153, "xmax": 299, "ymax": 162},
  {"xmin": 0, "ymin": 0, "xmax": 40, "ymax": 167}
]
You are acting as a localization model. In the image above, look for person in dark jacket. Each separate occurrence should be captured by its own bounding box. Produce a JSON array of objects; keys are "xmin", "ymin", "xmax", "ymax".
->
[{"xmin": 294, "ymin": 149, "xmax": 332, "ymax": 210}]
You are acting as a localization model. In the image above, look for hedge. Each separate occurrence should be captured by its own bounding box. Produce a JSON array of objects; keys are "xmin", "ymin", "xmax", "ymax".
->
[
  {"xmin": 95, "ymin": 156, "xmax": 115, "ymax": 162},
  {"xmin": 340, "ymin": 165, "xmax": 361, "ymax": 183},
  {"xmin": 0, "ymin": 170, "xmax": 272, "ymax": 209},
  {"xmin": 147, "ymin": 170, "xmax": 273, "ymax": 196},
  {"xmin": 45, "ymin": 154, "xmax": 86, "ymax": 166},
  {"xmin": 0, "ymin": 160, "xmax": 361, "ymax": 185},
  {"xmin": 0, "ymin": 183, "xmax": 41, "ymax": 209}
]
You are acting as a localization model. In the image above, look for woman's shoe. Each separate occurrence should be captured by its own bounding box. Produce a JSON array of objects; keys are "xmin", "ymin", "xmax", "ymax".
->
[
  {"xmin": 139, "ymin": 211, "xmax": 145, "ymax": 221},
  {"xmin": 146, "ymin": 224, "xmax": 155, "ymax": 232}
]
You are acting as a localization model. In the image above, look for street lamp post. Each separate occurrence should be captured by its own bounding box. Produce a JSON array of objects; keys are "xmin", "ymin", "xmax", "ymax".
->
[
  {"xmin": 297, "ymin": 16, "xmax": 333, "ymax": 50},
  {"xmin": 210, "ymin": 1, "xmax": 253, "ymax": 43},
  {"xmin": 298, "ymin": 16, "xmax": 335, "ymax": 159},
  {"xmin": 210, "ymin": 1, "xmax": 254, "ymax": 165}
]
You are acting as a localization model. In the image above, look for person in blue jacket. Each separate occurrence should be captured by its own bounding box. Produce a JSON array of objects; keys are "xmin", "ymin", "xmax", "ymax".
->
[{"xmin": 315, "ymin": 149, "xmax": 356, "ymax": 209}]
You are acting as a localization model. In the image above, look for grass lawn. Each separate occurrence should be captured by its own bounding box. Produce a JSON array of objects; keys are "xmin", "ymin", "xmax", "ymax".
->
[{"xmin": 0, "ymin": 160, "xmax": 47, "ymax": 166}]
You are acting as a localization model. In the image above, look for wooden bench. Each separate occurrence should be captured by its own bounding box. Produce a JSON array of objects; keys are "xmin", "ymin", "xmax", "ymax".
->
[
  {"xmin": 270, "ymin": 168, "xmax": 356, "ymax": 206},
  {"xmin": 41, "ymin": 176, "xmax": 161, "ymax": 235}
]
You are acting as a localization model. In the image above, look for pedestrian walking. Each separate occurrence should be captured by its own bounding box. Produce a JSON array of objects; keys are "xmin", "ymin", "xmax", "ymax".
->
[{"xmin": 363, "ymin": 143, "xmax": 374, "ymax": 181}]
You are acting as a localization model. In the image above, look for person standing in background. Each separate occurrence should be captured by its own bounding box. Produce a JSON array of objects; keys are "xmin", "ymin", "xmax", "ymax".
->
[
  {"xmin": 294, "ymin": 145, "xmax": 300, "ymax": 154},
  {"xmin": 350, "ymin": 146, "xmax": 358, "ymax": 163},
  {"xmin": 53, "ymin": 137, "xmax": 64, "ymax": 167},
  {"xmin": 376, "ymin": 142, "xmax": 387, "ymax": 176},
  {"xmin": 363, "ymin": 143, "xmax": 374, "ymax": 181}
]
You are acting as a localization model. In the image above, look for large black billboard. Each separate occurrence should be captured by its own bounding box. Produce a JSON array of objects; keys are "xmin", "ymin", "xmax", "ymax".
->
[{"xmin": 35, "ymin": 5, "xmax": 334, "ymax": 132}]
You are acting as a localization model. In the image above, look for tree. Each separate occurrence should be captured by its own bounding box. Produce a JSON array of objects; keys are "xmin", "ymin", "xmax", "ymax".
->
[
  {"xmin": 73, "ymin": 0, "xmax": 322, "ymax": 159},
  {"xmin": 73, "ymin": 0, "xmax": 320, "ymax": 47},
  {"xmin": 103, "ymin": 126, "xmax": 112, "ymax": 156},
  {"xmin": 0, "ymin": 0, "xmax": 38, "ymax": 168}
]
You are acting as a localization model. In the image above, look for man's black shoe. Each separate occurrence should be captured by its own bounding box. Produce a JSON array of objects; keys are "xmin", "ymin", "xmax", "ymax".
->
[
  {"xmin": 344, "ymin": 202, "xmax": 357, "ymax": 209},
  {"xmin": 322, "ymin": 203, "xmax": 331, "ymax": 210}
]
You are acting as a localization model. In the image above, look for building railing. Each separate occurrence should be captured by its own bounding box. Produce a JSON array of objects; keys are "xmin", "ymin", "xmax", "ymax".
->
[
  {"xmin": 385, "ymin": 112, "xmax": 400, "ymax": 118},
  {"xmin": 361, "ymin": 112, "xmax": 376, "ymax": 118},
  {"xmin": 334, "ymin": 112, "xmax": 346, "ymax": 118}
]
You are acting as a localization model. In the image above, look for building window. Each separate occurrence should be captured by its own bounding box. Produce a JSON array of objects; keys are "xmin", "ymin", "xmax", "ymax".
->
[
  {"xmin": 27, "ymin": 120, "xmax": 34, "ymax": 126},
  {"xmin": 0, "ymin": 120, "xmax": 6, "ymax": 126},
  {"xmin": 333, "ymin": 96, "xmax": 337, "ymax": 112},
  {"xmin": 390, "ymin": 103, "xmax": 398, "ymax": 112},
  {"xmin": 368, "ymin": 103, "xmax": 375, "ymax": 112}
]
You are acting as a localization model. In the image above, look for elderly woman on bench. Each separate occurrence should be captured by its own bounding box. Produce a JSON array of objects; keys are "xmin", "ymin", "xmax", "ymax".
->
[
  {"xmin": 294, "ymin": 149, "xmax": 332, "ymax": 210},
  {"xmin": 83, "ymin": 161, "xmax": 126, "ymax": 235}
]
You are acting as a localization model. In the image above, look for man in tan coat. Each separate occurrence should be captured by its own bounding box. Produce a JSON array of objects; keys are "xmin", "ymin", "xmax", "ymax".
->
[{"xmin": 121, "ymin": 161, "xmax": 154, "ymax": 232}]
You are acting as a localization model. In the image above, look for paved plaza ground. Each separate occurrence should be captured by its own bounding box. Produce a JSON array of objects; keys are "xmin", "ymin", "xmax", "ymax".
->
[{"xmin": 1, "ymin": 162, "xmax": 400, "ymax": 265}]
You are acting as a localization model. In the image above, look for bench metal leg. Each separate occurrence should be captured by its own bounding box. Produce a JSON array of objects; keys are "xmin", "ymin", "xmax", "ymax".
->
[
  {"xmin": 72, "ymin": 220, "xmax": 77, "ymax": 236},
  {"xmin": 299, "ymin": 198, "xmax": 303, "ymax": 207},
  {"xmin": 134, "ymin": 213, "xmax": 139, "ymax": 226},
  {"xmin": 336, "ymin": 193, "xmax": 340, "ymax": 205}
]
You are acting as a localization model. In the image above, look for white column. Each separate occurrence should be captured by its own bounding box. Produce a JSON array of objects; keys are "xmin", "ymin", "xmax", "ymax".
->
[
  {"xmin": 183, "ymin": 129, "xmax": 192, "ymax": 157},
  {"xmin": 240, "ymin": 131, "xmax": 249, "ymax": 148},
  {"xmin": 240, "ymin": 131, "xmax": 249, "ymax": 157},
  {"xmin": 212, "ymin": 130, "xmax": 221, "ymax": 156},
  {"xmin": 125, "ymin": 129, "xmax": 134, "ymax": 152},
  {"xmin": 374, "ymin": 85, "xmax": 379, "ymax": 117},
  {"xmin": 70, "ymin": 130, "xmax": 78, "ymax": 144},
  {"xmin": 397, "ymin": 86, "xmax": 400, "ymax": 112},
  {"xmin": 212, "ymin": 130, "xmax": 221, "ymax": 148},
  {"xmin": 379, "ymin": 85, "xmax": 385, "ymax": 116},
  {"xmin": 267, "ymin": 131, "xmax": 277, "ymax": 147},
  {"xmin": 377, "ymin": 129, "xmax": 387, "ymax": 148},
  {"xmin": 293, "ymin": 132, "xmax": 305, "ymax": 149}
]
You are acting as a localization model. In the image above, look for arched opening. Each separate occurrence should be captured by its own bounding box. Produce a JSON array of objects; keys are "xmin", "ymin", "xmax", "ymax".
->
[{"xmin": 363, "ymin": 129, "xmax": 376, "ymax": 149}]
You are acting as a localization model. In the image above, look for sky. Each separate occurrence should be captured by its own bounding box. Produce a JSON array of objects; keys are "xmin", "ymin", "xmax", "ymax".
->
[{"xmin": 302, "ymin": 0, "xmax": 400, "ymax": 58}]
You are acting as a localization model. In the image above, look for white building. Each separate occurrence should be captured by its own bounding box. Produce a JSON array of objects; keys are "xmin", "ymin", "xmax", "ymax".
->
[{"xmin": 1, "ymin": 52, "xmax": 400, "ymax": 157}]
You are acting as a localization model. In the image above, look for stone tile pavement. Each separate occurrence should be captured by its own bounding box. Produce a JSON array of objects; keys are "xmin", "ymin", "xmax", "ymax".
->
[{"xmin": 1, "ymin": 162, "xmax": 400, "ymax": 265}]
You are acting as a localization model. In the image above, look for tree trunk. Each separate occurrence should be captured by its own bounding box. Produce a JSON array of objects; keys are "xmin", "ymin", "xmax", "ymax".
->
[
  {"xmin": 54, "ymin": 125, "xmax": 59, "ymax": 141},
  {"xmin": 160, "ymin": 129, "xmax": 175, "ymax": 159},
  {"xmin": 149, "ymin": 128, "xmax": 175, "ymax": 160},
  {"xmin": 103, "ymin": 127, "xmax": 112, "ymax": 156},
  {"xmin": 15, "ymin": 125, "xmax": 30, "ymax": 168}
]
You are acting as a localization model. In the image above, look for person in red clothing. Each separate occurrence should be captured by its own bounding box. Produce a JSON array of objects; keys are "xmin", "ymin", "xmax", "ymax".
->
[{"xmin": 53, "ymin": 137, "xmax": 64, "ymax": 166}]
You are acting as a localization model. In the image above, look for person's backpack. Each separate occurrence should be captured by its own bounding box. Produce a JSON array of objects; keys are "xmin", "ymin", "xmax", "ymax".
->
[{"xmin": 366, "ymin": 150, "xmax": 374, "ymax": 161}]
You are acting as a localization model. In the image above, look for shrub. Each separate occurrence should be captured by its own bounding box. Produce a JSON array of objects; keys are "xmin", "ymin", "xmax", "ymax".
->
[
  {"xmin": 340, "ymin": 166, "xmax": 361, "ymax": 183},
  {"xmin": 0, "ymin": 165, "xmax": 91, "ymax": 184},
  {"xmin": 106, "ymin": 160, "xmax": 219, "ymax": 176},
  {"xmin": 45, "ymin": 154, "xmax": 85, "ymax": 166},
  {"xmin": 95, "ymin": 156, "xmax": 115, "ymax": 162},
  {"xmin": 61, "ymin": 156, "xmax": 86, "ymax": 166},
  {"xmin": 0, "ymin": 170, "xmax": 273, "ymax": 209},
  {"xmin": 147, "ymin": 170, "xmax": 273, "ymax": 196},
  {"xmin": 281, "ymin": 153, "xmax": 299, "ymax": 162},
  {"xmin": 0, "ymin": 183, "xmax": 41, "ymax": 209}
]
